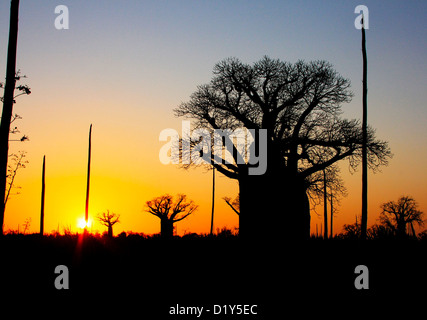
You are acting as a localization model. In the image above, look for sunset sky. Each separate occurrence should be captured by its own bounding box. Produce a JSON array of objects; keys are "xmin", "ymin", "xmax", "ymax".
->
[{"xmin": 0, "ymin": 0, "xmax": 426, "ymax": 236}]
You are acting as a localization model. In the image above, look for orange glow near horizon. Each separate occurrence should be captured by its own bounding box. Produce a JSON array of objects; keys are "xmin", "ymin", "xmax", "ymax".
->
[{"xmin": 2, "ymin": 112, "xmax": 427, "ymax": 237}]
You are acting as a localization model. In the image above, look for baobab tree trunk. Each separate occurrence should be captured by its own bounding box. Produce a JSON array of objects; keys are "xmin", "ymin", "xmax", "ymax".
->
[
  {"xmin": 361, "ymin": 16, "xmax": 368, "ymax": 240},
  {"xmin": 160, "ymin": 219, "xmax": 174, "ymax": 239},
  {"xmin": 238, "ymin": 172, "xmax": 310, "ymax": 241},
  {"xmin": 0, "ymin": 0, "xmax": 20, "ymax": 235},
  {"xmin": 237, "ymin": 134, "xmax": 312, "ymax": 241},
  {"xmin": 39, "ymin": 155, "xmax": 45, "ymax": 235},
  {"xmin": 107, "ymin": 224, "xmax": 113, "ymax": 238}
]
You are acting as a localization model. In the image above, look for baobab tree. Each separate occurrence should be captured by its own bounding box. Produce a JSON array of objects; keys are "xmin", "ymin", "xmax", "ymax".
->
[
  {"xmin": 175, "ymin": 56, "xmax": 391, "ymax": 240},
  {"xmin": 379, "ymin": 196, "xmax": 424, "ymax": 239},
  {"xmin": 145, "ymin": 194, "xmax": 197, "ymax": 238},
  {"xmin": 97, "ymin": 210, "xmax": 120, "ymax": 238}
]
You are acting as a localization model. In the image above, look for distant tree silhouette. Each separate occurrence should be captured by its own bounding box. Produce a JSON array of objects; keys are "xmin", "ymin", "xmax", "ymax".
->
[
  {"xmin": 175, "ymin": 56, "xmax": 391, "ymax": 240},
  {"xmin": 97, "ymin": 210, "xmax": 120, "ymax": 238},
  {"xmin": 145, "ymin": 194, "xmax": 197, "ymax": 238},
  {"xmin": 379, "ymin": 196, "xmax": 424, "ymax": 239}
]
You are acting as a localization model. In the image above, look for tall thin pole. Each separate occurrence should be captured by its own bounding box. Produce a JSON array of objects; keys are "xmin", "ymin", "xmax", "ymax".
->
[
  {"xmin": 0, "ymin": 0, "xmax": 20, "ymax": 235},
  {"xmin": 330, "ymin": 191, "xmax": 333, "ymax": 239},
  {"xmin": 210, "ymin": 166, "xmax": 215, "ymax": 235},
  {"xmin": 361, "ymin": 16, "xmax": 368, "ymax": 240},
  {"xmin": 323, "ymin": 169, "xmax": 328, "ymax": 239},
  {"xmin": 39, "ymin": 155, "xmax": 45, "ymax": 235},
  {"xmin": 85, "ymin": 124, "xmax": 92, "ymax": 226}
]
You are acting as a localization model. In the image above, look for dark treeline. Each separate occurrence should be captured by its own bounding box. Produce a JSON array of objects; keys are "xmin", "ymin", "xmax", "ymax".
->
[{"xmin": 1, "ymin": 230, "xmax": 426, "ymax": 317}]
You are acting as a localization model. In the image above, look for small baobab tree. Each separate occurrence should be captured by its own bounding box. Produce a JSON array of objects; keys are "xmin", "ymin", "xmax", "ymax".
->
[
  {"xmin": 145, "ymin": 194, "xmax": 197, "ymax": 238},
  {"xmin": 379, "ymin": 196, "xmax": 424, "ymax": 238},
  {"xmin": 97, "ymin": 210, "xmax": 120, "ymax": 238}
]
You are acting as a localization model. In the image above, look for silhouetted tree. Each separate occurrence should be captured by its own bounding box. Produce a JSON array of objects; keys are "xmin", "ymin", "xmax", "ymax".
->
[
  {"xmin": 145, "ymin": 194, "xmax": 197, "ymax": 238},
  {"xmin": 175, "ymin": 56, "xmax": 390, "ymax": 240},
  {"xmin": 97, "ymin": 210, "xmax": 120, "ymax": 238},
  {"xmin": 0, "ymin": 0, "xmax": 21, "ymax": 235},
  {"xmin": 379, "ymin": 196, "xmax": 424, "ymax": 239}
]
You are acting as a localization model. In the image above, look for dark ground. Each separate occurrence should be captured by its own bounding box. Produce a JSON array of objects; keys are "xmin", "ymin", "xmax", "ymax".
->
[{"xmin": 1, "ymin": 233, "xmax": 425, "ymax": 317}]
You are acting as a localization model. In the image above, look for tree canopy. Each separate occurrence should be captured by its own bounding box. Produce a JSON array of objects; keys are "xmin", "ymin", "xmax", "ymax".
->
[
  {"xmin": 175, "ymin": 56, "xmax": 391, "ymax": 181},
  {"xmin": 379, "ymin": 196, "xmax": 424, "ymax": 238},
  {"xmin": 175, "ymin": 56, "xmax": 392, "ymax": 239}
]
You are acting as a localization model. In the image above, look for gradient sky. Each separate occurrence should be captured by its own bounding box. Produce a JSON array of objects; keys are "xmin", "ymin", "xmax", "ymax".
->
[{"xmin": 0, "ymin": 0, "xmax": 426, "ymax": 235}]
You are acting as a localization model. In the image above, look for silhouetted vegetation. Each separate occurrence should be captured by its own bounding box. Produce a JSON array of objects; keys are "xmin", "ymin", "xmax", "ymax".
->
[
  {"xmin": 0, "ymin": 0, "xmax": 26, "ymax": 235},
  {"xmin": 96, "ymin": 210, "xmax": 120, "ymax": 238},
  {"xmin": 379, "ymin": 196, "xmax": 424, "ymax": 238},
  {"xmin": 5, "ymin": 150, "xmax": 27, "ymax": 207},
  {"xmin": 175, "ymin": 56, "xmax": 391, "ymax": 241},
  {"xmin": 145, "ymin": 194, "xmax": 198, "ymax": 238},
  {"xmin": 337, "ymin": 196, "xmax": 425, "ymax": 240},
  {"xmin": 1, "ymin": 227, "xmax": 426, "ymax": 312}
]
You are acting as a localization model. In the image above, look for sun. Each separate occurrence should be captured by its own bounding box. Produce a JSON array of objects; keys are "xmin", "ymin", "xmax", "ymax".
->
[{"xmin": 77, "ymin": 217, "xmax": 92, "ymax": 229}]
